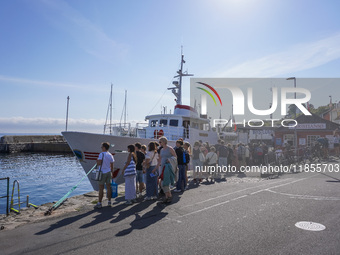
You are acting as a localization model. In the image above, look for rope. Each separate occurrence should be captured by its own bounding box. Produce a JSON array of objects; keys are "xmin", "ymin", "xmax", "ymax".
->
[
  {"xmin": 147, "ymin": 61, "xmax": 182, "ymax": 115},
  {"xmin": 44, "ymin": 163, "xmax": 97, "ymax": 215}
]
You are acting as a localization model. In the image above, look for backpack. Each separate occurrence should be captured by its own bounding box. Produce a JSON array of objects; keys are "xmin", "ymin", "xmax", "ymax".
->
[
  {"xmin": 183, "ymin": 150, "xmax": 190, "ymax": 164},
  {"xmin": 238, "ymin": 146, "xmax": 245, "ymax": 160},
  {"xmin": 256, "ymin": 147, "xmax": 263, "ymax": 156},
  {"xmin": 219, "ymin": 145, "xmax": 229, "ymax": 157},
  {"xmin": 238, "ymin": 146, "xmax": 245, "ymax": 156}
]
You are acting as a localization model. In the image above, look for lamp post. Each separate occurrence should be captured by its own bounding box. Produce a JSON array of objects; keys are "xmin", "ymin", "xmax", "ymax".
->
[
  {"xmin": 286, "ymin": 77, "xmax": 297, "ymax": 157},
  {"xmin": 65, "ymin": 96, "xmax": 70, "ymax": 131},
  {"xmin": 329, "ymin": 95, "xmax": 332, "ymax": 122}
]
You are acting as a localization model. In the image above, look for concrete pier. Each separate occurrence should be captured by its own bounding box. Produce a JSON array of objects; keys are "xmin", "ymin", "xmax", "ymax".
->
[{"xmin": 0, "ymin": 135, "xmax": 71, "ymax": 153}]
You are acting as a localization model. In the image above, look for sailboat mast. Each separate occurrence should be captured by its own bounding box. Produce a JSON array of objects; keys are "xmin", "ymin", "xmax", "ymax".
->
[
  {"xmin": 110, "ymin": 84, "xmax": 113, "ymax": 135},
  {"xmin": 120, "ymin": 90, "xmax": 127, "ymax": 128},
  {"xmin": 124, "ymin": 90, "xmax": 127, "ymax": 126},
  {"xmin": 104, "ymin": 84, "xmax": 113, "ymax": 135}
]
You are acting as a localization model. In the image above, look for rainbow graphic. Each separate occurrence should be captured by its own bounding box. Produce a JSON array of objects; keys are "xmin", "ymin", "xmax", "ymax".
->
[{"xmin": 196, "ymin": 82, "xmax": 222, "ymax": 106}]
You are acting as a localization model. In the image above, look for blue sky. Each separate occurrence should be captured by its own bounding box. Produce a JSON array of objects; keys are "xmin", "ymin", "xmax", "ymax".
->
[{"xmin": 1, "ymin": 0, "xmax": 340, "ymax": 133}]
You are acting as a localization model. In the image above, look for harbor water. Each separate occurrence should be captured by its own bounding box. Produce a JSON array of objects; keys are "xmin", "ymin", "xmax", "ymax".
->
[{"xmin": 0, "ymin": 152, "xmax": 93, "ymax": 215}]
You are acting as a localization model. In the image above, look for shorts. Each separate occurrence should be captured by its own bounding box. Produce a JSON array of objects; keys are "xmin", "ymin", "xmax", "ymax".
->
[
  {"xmin": 136, "ymin": 170, "xmax": 144, "ymax": 183},
  {"xmin": 99, "ymin": 172, "xmax": 111, "ymax": 186}
]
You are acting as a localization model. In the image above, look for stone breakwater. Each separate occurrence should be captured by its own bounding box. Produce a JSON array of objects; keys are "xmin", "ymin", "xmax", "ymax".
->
[{"xmin": 0, "ymin": 135, "xmax": 71, "ymax": 153}]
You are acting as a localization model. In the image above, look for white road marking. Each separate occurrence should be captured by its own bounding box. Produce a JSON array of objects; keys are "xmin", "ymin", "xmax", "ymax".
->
[
  {"xmin": 180, "ymin": 178, "xmax": 293, "ymax": 209},
  {"xmin": 266, "ymin": 189, "xmax": 340, "ymax": 201},
  {"xmin": 176, "ymin": 173, "xmax": 321, "ymax": 219}
]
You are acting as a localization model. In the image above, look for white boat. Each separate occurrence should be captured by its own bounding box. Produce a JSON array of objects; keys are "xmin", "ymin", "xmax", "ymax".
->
[{"xmin": 62, "ymin": 54, "xmax": 229, "ymax": 191}]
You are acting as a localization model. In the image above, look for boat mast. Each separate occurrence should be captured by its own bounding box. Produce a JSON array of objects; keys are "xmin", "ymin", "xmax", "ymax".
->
[
  {"xmin": 168, "ymin": 49, "xmax": 193, "ymax": 105},
  {"xmin": 124, "ymin": 90, "xmax": 127, "ymax": 126},
  {"xmin": 120, "ymin": 90, "xmax": 127, "ymax": 128},
  {"xmin": 104, "ymin": 84, "xmax": 113, "ymax": 135}
]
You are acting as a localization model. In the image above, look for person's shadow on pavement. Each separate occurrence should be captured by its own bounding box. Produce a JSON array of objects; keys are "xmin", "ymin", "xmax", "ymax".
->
[
  {"xmin": 35, "ymin": 208, "xmax": 97, "ymax": 235},
  {"xmin": 114, "ymin": 203, "xmax": 168, "ymax": 236},
  {"xmin": 80, "ymin": 200, "xmax": 155, "ymax": 229}
]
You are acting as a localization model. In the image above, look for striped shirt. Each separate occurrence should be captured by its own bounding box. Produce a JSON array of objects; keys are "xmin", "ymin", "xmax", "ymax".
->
[{"xmin": 124, "ymin": 158, "xmax": 136, "ymax": 177}]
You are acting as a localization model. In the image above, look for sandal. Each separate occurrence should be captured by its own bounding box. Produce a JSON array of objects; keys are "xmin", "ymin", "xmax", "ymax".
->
[{"xmin": 162, "ymin": 197, "xmax": 172, "ymax": 204}]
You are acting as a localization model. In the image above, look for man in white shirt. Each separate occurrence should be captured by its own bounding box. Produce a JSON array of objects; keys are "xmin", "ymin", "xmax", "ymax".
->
[{"xmin": 95, "ymin": 142, "xmax": 115, "ymax": 208}]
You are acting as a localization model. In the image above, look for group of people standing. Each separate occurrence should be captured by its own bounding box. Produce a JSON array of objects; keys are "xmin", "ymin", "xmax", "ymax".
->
[
  {"xmin": 95, "ymin": 136, "xmax": 191, "ymax": 207},
  {"xmin": 94, "ymin": 137, "xmax": 269, "ymax": 208}
]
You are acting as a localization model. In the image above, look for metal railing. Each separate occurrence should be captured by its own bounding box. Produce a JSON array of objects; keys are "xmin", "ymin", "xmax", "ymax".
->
[
  {"xmin": 0, "ymin": 177, "xmax": 10, "ymax": 216},
  {"xmin": 10, "ymin": 180, "xmax": 38, "ymax": 214}
]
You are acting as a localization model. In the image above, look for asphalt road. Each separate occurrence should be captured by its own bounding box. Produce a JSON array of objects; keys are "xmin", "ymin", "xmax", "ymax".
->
[{"xmin": 1, "ymin": 163, "xmax": 340, "ymax": 255}]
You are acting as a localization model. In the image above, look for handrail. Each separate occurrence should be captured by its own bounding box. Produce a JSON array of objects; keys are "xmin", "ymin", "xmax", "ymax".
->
[
  {"xmin": 0, "ymin": 177, "xmax": 10, "ymax": 216},
  {"xmin": 9, "ymin": 180, "xmax": 38, "ymax": 214},
  {"xmin": 10, "ymin": 180, "xmax": 22, "ymax": 213}
]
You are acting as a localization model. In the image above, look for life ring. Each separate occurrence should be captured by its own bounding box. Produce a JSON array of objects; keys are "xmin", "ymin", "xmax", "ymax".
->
[{"xmin": 153, "ymin": 129, "xmax": 164, "ymax": 139}]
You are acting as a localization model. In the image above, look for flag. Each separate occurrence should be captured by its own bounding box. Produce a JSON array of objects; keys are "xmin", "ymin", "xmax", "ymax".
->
[{"xmin": 232, "ymin": 104, "xmax": 237, "ymax": 132}]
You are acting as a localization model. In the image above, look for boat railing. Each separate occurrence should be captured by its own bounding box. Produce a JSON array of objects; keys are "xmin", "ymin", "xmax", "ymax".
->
[
  {"xmin": 103, "ymin": 122, "xmax": 192, "ymax": 140},
  {"xmin": 103, "ymin": 123, "xmax": 130, "ymax": 136},
  {"xmin": 0, "ymin": 177, "xmax": 10, "ymax": 216},
  {"xmin": 104, "ymin": 122, "xmax": 149, "ymax": 137},
  {"xmin": 142, "ymin": 125, "xmax": 189, "ymax": 140}
]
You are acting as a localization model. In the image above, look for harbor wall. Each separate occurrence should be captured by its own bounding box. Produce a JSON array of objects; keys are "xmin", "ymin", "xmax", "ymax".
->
[{"xmin": 0, "ymin": 135, "xmax": 72, "ymax": 153}]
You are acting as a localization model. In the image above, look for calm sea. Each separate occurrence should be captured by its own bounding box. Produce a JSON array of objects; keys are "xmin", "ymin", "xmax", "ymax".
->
[{"xmin": 0, "ymin": 152, "xmax": 93, "ymax": 215}]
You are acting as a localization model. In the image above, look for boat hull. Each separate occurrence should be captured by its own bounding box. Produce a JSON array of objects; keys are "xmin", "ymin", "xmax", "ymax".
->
[
  {"xmin": 62, "ymin": 131, "xmax": 174, "ymax": 191},
  {"xmin": 62, "ymin": 128, "xmax": 220, "ymax": 191}
]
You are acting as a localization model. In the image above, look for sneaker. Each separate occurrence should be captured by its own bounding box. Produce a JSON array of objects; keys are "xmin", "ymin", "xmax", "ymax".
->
[
  {"xmin": 125, "ymin": 200, "xmax": 132, "ymax": 205},
  {"xmin": 144, "ymin": 196, "xmax": 151, "ymax": 201},
  {"xmin": 94, "ymin": 202, "xmax": 102, "ymax": 209},
  {"xmin": 173, "ymin": 189, "xmax": 181, "ymax": 193},
  {"xmin": 184, "ymin": 186, "xmax": 189, "ymax": 190},
  {"xmin": 108, "ymin": 201, "xmax": 112, "ymax": 207},
  {"xmin": 151, "ymin": 196, "xmax": 158, "ymax": 200}
]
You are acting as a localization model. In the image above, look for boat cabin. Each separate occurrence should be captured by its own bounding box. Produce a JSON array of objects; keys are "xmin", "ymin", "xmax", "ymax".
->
[{"xmin": 142, "ymin": 104, "xmax": 212, "ymax": 141}]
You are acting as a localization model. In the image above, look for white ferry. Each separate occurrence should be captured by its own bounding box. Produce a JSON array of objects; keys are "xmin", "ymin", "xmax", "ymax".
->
[{"xmin": 62, "ymin": 54, "xmax": 236, "ymax": 190}]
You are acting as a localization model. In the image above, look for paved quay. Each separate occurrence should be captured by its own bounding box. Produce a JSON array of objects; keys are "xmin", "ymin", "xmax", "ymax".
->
[{"xmin": 0, "ymin": 169, "xmax": 339, "ymax": 255}]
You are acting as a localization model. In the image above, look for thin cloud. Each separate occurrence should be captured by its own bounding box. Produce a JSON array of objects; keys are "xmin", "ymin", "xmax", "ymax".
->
[
  {"xmin": 0, "ymin": 75, "xmax": 85, "ymax": 89},
  {"xmin": 0, "ymin": 117, "xmax": 103, "ymax": 127},
  {"xmin": 216, "ymin": 33, "xmax": 340, "ymax": 77},
  {"xmin": 38, "ymin": 0, "xmax": 128, "ymax": 62},
  {"xmin": 0, "ymin": 117, "xmax": 147, "ymax": 133},
  {"xmin": 0, "ymin": 74, "xmax": 124, "ymax": 93}
]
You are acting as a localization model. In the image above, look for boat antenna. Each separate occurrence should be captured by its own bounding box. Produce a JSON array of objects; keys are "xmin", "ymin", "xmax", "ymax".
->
[{"xmin": 168, "ymin": 48, "xmax": 193, "ymax": 105}]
